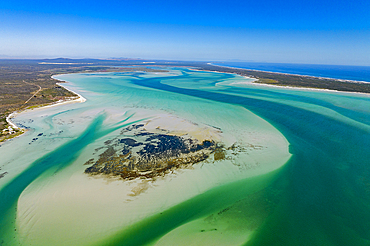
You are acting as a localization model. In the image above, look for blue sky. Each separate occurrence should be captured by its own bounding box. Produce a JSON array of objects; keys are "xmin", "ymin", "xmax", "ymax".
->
[{"xmin": 1, "ymin": 0, "xmax": 369, "ymax": 65}]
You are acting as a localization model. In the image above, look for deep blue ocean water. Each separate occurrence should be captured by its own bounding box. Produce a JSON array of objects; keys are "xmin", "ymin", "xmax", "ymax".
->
[{"xmin": 214, "ymin": 62, "xmax": 370, "ymax": 82}]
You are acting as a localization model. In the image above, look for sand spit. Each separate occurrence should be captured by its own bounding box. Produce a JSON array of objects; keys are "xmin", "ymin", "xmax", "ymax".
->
[
  {"xmin": 205, "ymin": 63, "xmax": 370, "ymax": 97},
  {"xmin": 5, "ymin": 80, "xmax": 86, "ymax": 130},
  {"xmin": 208, "ymin": 63, "xmax": 370, "ymax": 84},
  {"xmin": 2, "ymin": 80, "xmax": 86, "ymax": 146},
  {"xmin": 228, "ymin": 79, "xmax": 370, "ymax": 97}
]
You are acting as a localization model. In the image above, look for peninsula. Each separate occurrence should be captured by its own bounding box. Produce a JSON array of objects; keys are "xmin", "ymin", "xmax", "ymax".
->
[
  {"xmin": 1, "ymin": 58, "xmax": 370, "ymax": 143},
  {"xmin": 196, "ymin": 64, "xmax": 370, "ymax": 93}
]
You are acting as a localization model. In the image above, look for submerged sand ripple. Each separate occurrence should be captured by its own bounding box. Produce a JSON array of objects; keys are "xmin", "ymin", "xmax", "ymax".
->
[{"xmin": 0, "ymin": 69, "xmax": 294, "ymax": 246}]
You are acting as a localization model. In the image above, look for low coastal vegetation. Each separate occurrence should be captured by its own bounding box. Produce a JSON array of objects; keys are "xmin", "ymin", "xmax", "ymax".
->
[
  {"xmin": 0, "ymin": 59, "xmax": 169, "ymax": 142},
  {"xmin": 196, "ymin": 64, "xmax": 370, "ymax": 93},
  {"xmin": 2, "ymin": 58, "xmax": 370, "ymax": 143}
]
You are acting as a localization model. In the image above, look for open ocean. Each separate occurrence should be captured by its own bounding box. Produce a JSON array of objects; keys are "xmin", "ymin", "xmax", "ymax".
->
[
  {"xmin": 214, "ymin": 62, "xmax": 370, "ymax": 82},
  {"xmin": 1, "ymin": 67, "xmax": 370, "ymax": 245}
]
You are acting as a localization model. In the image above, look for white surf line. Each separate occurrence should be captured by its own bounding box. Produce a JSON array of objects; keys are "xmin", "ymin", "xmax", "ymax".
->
[
  {"xmin": 204, "ymin": 63, "xmax": 370, "ymax": 97},
  {"xmin": 52, "ymin": 74, "xmax": 87, "ymax": 103},
  {"xmin": 6, "ymin": 112, "xmax": 20, "ymax": 130},
  {"xmin": 5, "ymin": 77, "xmax": 87, "ymax": 132},
  {"xmin": 208, "ymin": 63, "xmax": 370, "ymax": 84}
]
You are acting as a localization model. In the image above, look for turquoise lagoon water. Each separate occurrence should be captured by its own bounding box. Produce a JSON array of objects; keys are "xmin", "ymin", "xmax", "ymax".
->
[{"xmin": 1, "ymin": 68, "xmax": 370, "ymax": 245}]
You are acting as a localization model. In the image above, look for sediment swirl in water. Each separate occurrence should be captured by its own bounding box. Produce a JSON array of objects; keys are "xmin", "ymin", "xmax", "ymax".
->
[{"xmin": 1, "ymin": 68, "xmax": 369, "ymax": 245}]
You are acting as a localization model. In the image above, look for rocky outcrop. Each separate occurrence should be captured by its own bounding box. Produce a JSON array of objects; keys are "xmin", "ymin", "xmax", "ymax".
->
[{"xmin": 84, "ymin": 124, "xmax": 218, "ymax": 180}]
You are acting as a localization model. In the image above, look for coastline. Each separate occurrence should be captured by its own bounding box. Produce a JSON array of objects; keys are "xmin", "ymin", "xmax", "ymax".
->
[
  {"xmin": 208, "ymin": 63, "xmax": 370, "ymax": 84},
  {"xmin": 3, "ymin": 65, "xmax": 369, "ymax": 145},
  {"xmin": 228, "ymin": 76, "xmax": 370, "ymax": 97},
  {"xmin": 200, "ymin": 63, "xmax": 370, "ymax": 96},
  {"xmin": 2, "ymin": 77, "xmax": 86, "ymax": 144},
  {"xmin": 2, "ymin": 64, "xmax": 370, "ymax": 245}
]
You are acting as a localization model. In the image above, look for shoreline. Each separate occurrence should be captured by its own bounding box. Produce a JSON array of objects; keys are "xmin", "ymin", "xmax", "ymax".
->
[
  {"xmin": 226, "ymin": 76, "xmax": 370, "ymax": 97},
  {"xmin": 2, "ymin": 77, "xmax": 86, "ymax": 143},
  {"xmin": 208, "ymin": 63, "xmax": 370, "ymax": 84},
  {"xmin": 3, "ymin": 65, "xmax": 369, "ymax": 145},
  {"xmin": 200, "ymin": 63, "xmax": 370, "ymax": 96}
]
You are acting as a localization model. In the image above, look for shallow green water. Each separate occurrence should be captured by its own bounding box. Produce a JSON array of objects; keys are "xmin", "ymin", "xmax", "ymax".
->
[{"xmin": 1, "ymin": 68, "xmax": 370, "ymax": 245}]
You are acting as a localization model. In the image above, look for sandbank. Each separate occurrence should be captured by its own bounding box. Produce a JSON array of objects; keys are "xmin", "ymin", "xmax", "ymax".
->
[
  {"xmin": 3, "ymin": 69, "xmax": 292, "ymax": 245},
  {"xmin": 15, "ymin": 105, "xmax": 290, "ymax": 246}
]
